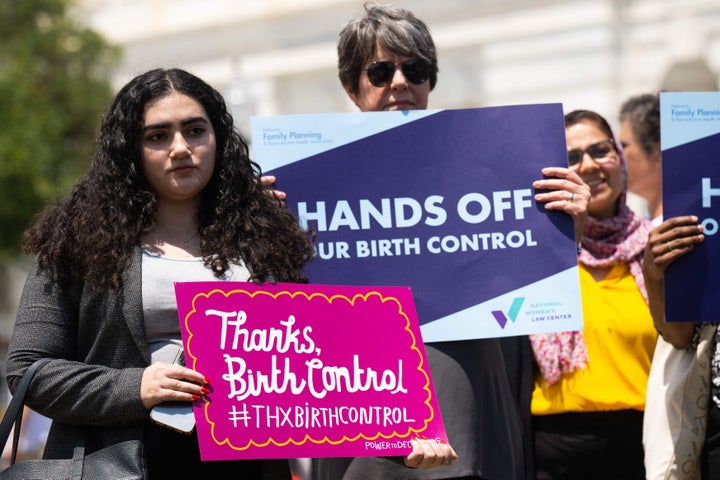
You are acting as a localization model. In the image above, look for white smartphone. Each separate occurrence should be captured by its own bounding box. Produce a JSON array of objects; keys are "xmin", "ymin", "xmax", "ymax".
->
[{"xmin": 149, "ymin": 350, "xmax": 196, "ymax": 434}]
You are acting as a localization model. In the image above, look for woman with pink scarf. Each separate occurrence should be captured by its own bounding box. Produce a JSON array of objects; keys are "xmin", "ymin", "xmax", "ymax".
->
[{"xmin": 529, "ymin": 110, "xmax": 657, "ymax": 479}]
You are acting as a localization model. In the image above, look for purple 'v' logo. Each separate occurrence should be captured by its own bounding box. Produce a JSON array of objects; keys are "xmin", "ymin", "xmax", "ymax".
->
[{"xmin": 491, "ymin": 297, "xmax": 525, "ymax": 329}]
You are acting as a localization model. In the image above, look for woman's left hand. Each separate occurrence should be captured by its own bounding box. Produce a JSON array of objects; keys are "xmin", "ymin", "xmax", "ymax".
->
[
  {"xmin": 642, "ymin": 215, "xmax": 704, "ymax": 347},
  {"xmin": 533, "ymin": 167, "xmax": 590, "ymax": 242},
  {"xmin": 643, "ymin": 215, "xmax": 704, "ymax": 282},
  {"xmin": 402, "ymin": 438, "xmax": 458, "ymax": 469}
]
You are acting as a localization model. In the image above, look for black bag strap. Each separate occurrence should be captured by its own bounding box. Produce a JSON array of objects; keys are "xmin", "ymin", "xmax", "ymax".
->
[{"xmin": 0, "ymin": 358, "xmax": 51, "ymax": 464}]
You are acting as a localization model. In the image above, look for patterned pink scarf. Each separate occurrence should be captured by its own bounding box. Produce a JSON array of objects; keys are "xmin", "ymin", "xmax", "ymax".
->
[{"xmin": 529, "ymin": 180, "xmax": 652, "ymax": 385}]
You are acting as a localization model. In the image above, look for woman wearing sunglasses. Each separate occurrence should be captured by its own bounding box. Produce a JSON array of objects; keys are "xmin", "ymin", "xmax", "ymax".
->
[
  {"xmin": 312, "ymin": 3, "xmax": 590, "ymax": 480},
  {"xmin": 337, "ymin": 10, "xmax": 436, "ymax": 113},
  {"xmin": 528, "ymin": 110, "xmax": 658, "ymax": 479}
]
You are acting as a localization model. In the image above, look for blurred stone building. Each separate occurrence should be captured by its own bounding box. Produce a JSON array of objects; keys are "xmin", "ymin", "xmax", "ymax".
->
[{"xmin": 76, "ymin": 0, "xmax": 720, "ymax": 134}]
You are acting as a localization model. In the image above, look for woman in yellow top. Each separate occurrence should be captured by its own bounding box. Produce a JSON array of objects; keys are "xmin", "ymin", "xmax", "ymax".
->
[{"xmin": 529, "ymin": 110, "xmax": 657, "ymax": 479}]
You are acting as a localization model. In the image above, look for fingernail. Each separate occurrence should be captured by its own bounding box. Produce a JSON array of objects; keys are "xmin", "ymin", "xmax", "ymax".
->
[
  {"xmin": 201, "ymin": 387, "xmax": 210, "ymax": 394},
  {"xmin": 204, "ymin": 377, "xmax": 212, "ymax": 384},
  {"xmin": 191, "ymin": 395, "xmax": 200, "ymax": 400}
]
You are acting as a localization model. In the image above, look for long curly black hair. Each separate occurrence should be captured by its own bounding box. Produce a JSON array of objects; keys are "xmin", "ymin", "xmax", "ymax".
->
[{"xmin": 23, "ymin": 68, "xmax": 315, "ymax": 291}]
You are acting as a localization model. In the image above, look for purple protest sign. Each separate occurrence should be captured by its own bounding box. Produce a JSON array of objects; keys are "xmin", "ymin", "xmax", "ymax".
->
[
  {"xmin": 174, "ymin": 282, "xmax": 447, "ymax": 460},
  {"xmin": 251, "ymin": 105, "xmax": 584, "ymax": 341},
  {"xmin": 661, "ymin": 92, "xmax": 720, "ymax": 322}
]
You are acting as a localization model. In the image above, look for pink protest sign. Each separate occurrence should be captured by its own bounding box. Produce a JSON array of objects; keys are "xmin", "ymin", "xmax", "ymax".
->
[{"xmin": 174, "ymin": 282, "xmax": 448, "ymax": 460}]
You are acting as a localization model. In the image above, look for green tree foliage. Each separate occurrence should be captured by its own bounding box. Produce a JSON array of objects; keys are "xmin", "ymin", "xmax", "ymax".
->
[{"xmin": 0, "ymin": 0, "xmax": 119, "ymax": 260}]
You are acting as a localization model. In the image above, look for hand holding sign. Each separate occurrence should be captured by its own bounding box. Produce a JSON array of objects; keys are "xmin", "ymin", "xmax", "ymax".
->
[
  {"xmin": 403, "ymin": 438, "xmax": 459, "ymax": 469},
  {"xmin": 533, "ymin": 166, "xmax": 591, "ymax": 242}
]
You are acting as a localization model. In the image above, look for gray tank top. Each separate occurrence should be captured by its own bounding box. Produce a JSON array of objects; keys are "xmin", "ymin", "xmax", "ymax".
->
[{"xmin": 141, "ymin": 248, "xmax": 250, "ymax": 364}]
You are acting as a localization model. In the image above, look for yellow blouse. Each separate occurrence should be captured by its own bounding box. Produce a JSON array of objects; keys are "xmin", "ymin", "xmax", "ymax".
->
[{"xmin": 531, "ymin": 262, "xmax": 657, "ymax": 415}]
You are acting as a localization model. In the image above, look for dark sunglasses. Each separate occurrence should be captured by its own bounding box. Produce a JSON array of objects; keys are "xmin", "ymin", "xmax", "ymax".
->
[
  {"xmin": 364, "ymin": 58, "xmax": 432, "ymax": 87},
  {"xmin": 567, "ymin": 139, "xmax": 617, "ymax": 168}
]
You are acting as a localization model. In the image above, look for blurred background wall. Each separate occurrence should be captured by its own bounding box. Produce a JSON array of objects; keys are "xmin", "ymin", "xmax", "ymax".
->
[{"xmin": 77, "ymin": 0, "xmax": 720, "ymax": 135}]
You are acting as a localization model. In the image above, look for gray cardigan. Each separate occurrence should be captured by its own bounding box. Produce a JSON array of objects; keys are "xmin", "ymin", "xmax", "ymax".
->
[{"xmin": 6, "ymin": 247, "xmax": 150, "ymax": 458}]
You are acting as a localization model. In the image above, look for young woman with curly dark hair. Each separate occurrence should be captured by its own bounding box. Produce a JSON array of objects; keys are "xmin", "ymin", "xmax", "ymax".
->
[{"xmin": 6, "ymin": 68, "xmax": 314, "ymax": 478}]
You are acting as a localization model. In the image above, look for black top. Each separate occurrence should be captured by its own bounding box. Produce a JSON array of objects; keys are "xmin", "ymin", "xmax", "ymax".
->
[{"xmin": 313, "ymin": 338, "xmax": 528, "ymax": 480}]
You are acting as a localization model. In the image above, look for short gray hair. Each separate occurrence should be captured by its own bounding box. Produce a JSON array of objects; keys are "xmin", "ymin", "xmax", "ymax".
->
[
  {"xmin": 337, "ymin": 2, "xmax": 438, "ymax": 95},
  {"xmin": 619, "ymin": 93, "xmax": 660, "ymax": 157}
]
